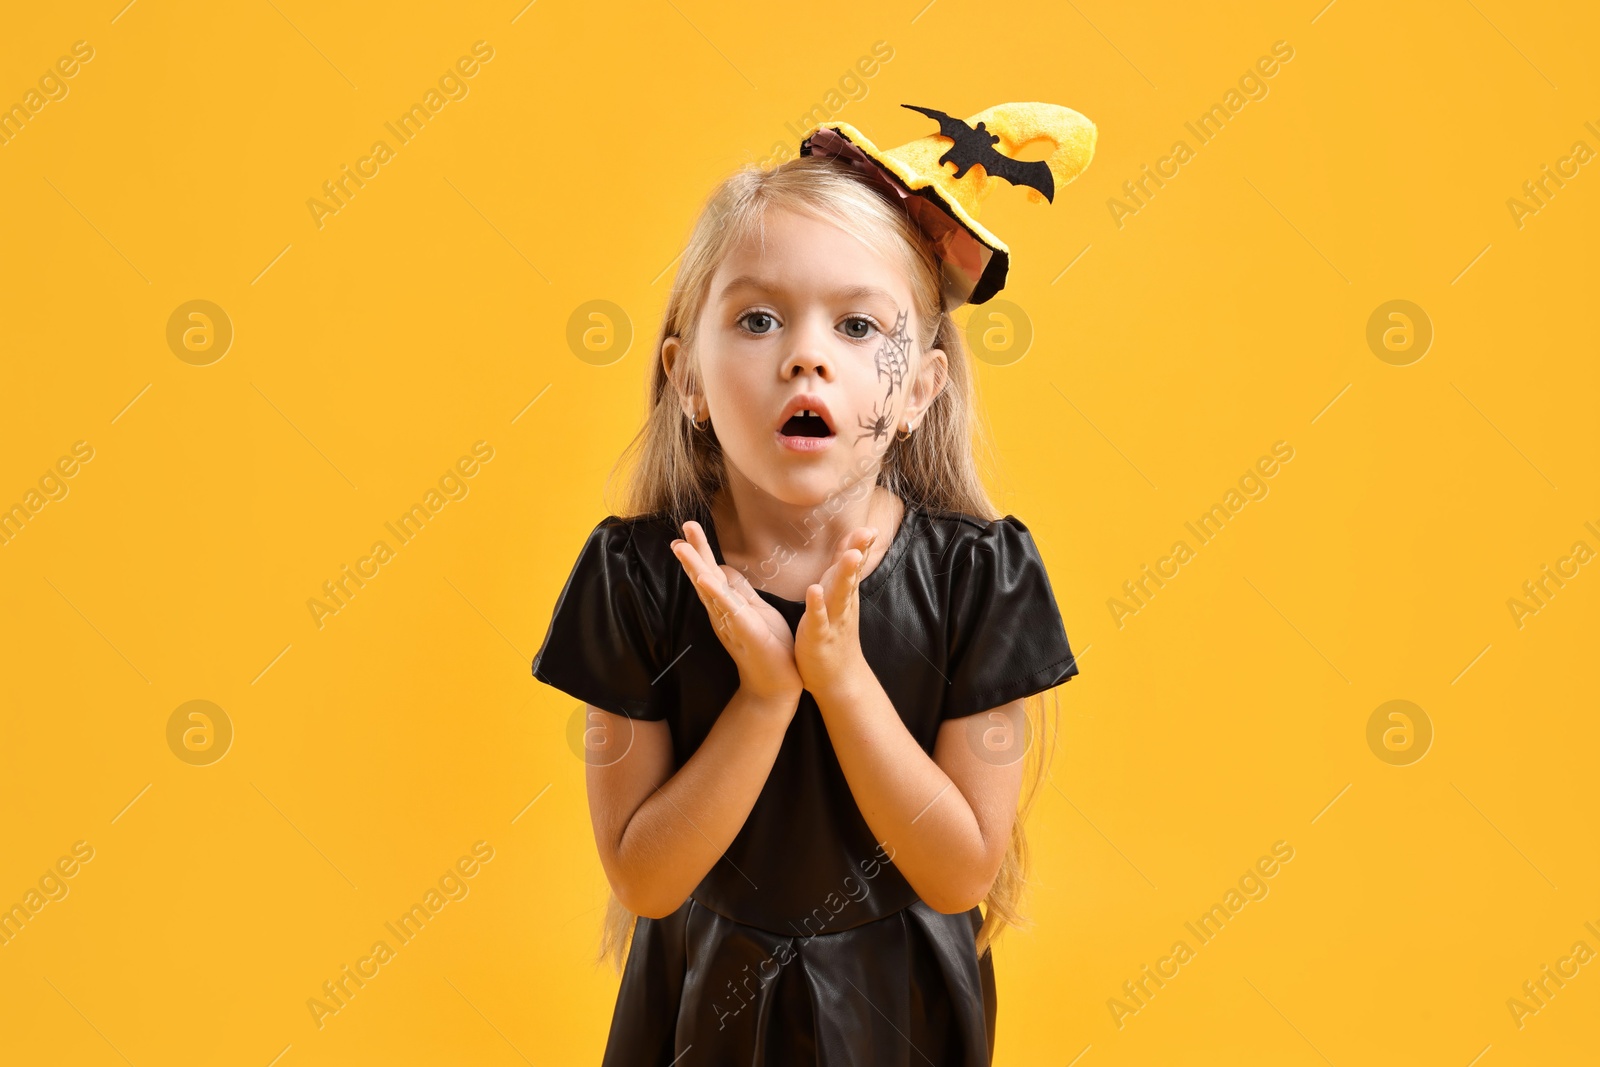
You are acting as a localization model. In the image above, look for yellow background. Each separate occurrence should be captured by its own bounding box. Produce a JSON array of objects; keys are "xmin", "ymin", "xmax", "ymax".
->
[{"xmin": 2, "ymin": 0, "xmax": 1596, "ymax": 1063}]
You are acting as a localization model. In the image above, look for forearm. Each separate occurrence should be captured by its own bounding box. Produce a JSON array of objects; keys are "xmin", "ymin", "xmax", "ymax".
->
[
  {"xmin": 811, "ymin": 666, "xmax": 991, "ymax": 913},
  {"xmin": 612, "ymin": 685, "xmax": 797, "ymax": 918}
]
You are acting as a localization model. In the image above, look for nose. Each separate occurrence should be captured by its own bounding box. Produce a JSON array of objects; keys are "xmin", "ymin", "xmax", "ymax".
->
[{"xmin": 781, "ymin": 314, "xmax": 836, "ymax": 382}]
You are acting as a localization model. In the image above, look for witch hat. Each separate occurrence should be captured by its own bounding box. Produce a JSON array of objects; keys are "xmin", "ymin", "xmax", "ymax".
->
[{"xmin": 800, "ymin": 102, "xmax": 1097, "ymax": 308}]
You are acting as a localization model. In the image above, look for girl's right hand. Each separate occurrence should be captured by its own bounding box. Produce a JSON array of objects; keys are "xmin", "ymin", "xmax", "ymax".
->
[{"xmin": 671, "ymin": 521, "xmax": 803, "ymax": 708}]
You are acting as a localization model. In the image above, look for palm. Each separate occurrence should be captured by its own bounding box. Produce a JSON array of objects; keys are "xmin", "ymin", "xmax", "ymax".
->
[
  {"xmin": 670, "ymin": 521, "xmax": 802, "ymax": 701},
  {"xmin": 793, "ymin": 527, "xmax": 876, "ymax": 689},
  {"xmin": 727, "ymin": 569, "xmax": 797, "ymax": 653}
]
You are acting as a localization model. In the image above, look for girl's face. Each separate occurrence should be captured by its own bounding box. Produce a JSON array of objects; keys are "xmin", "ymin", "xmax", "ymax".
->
[{"xmin": 666, "ymin": 206, "xmax": 948, "ymax": 508}]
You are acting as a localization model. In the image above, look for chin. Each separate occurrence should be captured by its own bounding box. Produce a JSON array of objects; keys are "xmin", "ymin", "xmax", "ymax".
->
[
  {"xmin": 751, "ymin": 467, "xmax": 855, "ymax": 509},
  {"xmin": 801, "ymin": 464, "xmax": 887, "ymax": 507}
]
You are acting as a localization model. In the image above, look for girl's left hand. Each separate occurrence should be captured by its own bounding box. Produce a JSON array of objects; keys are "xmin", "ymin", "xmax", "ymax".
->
[{"xmin": 795, "ymin": 527, "xmax": 878, "ymax": 695}]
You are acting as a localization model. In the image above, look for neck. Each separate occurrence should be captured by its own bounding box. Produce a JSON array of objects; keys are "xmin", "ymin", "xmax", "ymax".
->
[{"xmin": 711, "ymin": 466, "xmax": 896, "ymax": 587}]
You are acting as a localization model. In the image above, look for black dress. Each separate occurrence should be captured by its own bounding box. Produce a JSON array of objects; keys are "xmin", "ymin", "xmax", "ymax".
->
[{"xmin": 530, "ymin": 498, "xmax": 1080, "ymax": 1066}]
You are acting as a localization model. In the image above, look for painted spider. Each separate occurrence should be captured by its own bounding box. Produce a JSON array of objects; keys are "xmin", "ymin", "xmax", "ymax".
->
[{"xmin": 855, "ymin": 383, "xmax": 894, "ymax": 444}]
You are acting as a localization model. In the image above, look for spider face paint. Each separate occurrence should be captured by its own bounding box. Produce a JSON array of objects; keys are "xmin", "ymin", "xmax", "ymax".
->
[{"xmin": 855, "ymin": 389, "xmax": 894, "ymax": 445}]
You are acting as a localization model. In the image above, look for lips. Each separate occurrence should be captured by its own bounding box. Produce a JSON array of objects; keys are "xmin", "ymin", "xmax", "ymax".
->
[
  {"xmin": 777, "ymin": 394, "xmax": 836, "ymax": 439},
  {"xmin": 774, "ymin": 394, "xmax": 836, "ymax": 454}
]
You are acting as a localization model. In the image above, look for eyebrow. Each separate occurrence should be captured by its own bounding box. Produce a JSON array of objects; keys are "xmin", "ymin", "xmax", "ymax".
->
[{"xmin": 717, "ymin": 275, "xmax": 900, "ymax": 308}]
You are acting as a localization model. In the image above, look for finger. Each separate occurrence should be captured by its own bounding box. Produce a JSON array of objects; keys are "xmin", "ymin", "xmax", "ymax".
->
[
  {"xmin": 818, "ymin": 549, "xmax": 855, "ymax": 615},
  {"xmin": 696, "ymin": 570, "xmax": 748, "ymax": 633},
  {"xmin": 676, "ymin": 532, "xmax": 727, "ymax": 592},
  {"xmin": 674, "ymin": 541, "xmax": 733, "ymax": 629},
  {"xmin": 669, "ymin": 538, "xmax": 697, "ymax": 581},
  {"xmin": 825, "ymin": 548, "xmax": 861, "ymax": 620},
  {"xmin": 805, "ymin": 582, "xmax": 829, "ymax": 626},
  {"xmin": 694, "ymin": 573, "xmax": 734, "ymax": 637},
  {"xmin": 721, "ymin": 565, "xmax": 763, "ymax": 608},
  {"xmin": 681, "ymin": 521, "xmax": 718, "ymax": 571},
  {"xmin": 672, "ymin": 540, "xmax": 749, "ymax": 646},
  {"xmin": 670, "ymin": 539, "xmax": 713, "ymax": 597},
  {"xmin": 719, "ymin": 574, "xmax": 760, "ymax": 634},
  {"xmin": 832, "ymin": 526, "xmax": 875, "ymax": 570},
  {"xmin": 829, "ymin": 528, "xmax": 876, "ymax": 591},
  {"xmin": 850, "ymin": 527, "xmax": 877, "ymax": 579},
  {"xmin": 694, "ymin": 570, "xmax": 735, "ymax": 616}
]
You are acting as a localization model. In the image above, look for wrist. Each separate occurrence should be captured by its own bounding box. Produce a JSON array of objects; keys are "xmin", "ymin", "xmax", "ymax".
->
[
  {"xmin": 738, "ymin": 683, "xmax": 802, "ymax": 717},
  {"xmin": 807, "ymin": 655, "xmax": 874, "ymax": 709}
]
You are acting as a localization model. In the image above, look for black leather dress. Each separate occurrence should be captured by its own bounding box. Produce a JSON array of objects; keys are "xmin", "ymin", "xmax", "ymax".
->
[{"xmin": 530, "ymin": 498, "xmax": 1080, "ymax": 1066}]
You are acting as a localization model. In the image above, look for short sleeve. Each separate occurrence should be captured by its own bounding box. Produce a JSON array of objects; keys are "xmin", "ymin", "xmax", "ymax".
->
[
  {"xmin": 942, "ymin": 516, "xmax": 1080, "ymax": 721},
  {"xmin": 530, "ymin": 518, "xmax": 674, "ymax": 722}
]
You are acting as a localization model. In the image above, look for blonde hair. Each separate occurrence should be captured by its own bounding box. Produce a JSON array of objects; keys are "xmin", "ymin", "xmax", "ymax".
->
[{"xmin": 594, "ymin": 152, "xmax": 1065, "ymax": 971}]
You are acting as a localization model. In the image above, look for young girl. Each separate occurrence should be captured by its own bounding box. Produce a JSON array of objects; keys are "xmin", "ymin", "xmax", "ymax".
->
[{"xmin": 532, "ymin": 102, "xmax": 1095, "ymax": 1066}]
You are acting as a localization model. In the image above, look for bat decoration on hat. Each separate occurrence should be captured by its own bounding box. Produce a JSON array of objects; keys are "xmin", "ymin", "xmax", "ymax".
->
[
  {"xmin": 901, "ymin": 104, "xmax": 1055, "ymax": 202},
  {"xmin": 799, "ymin": 100, "xmax": 1097, "ymax": 307}
]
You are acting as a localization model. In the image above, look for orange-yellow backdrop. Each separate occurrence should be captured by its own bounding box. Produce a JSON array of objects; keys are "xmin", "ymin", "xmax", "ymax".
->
[{"xmin": 2, "ymin": 1, "xmax": 1596, "ymax": 1064}]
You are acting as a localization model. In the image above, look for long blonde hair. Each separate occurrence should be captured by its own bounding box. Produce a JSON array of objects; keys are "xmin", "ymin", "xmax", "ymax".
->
[{"xmin": 594, "ymin": 152, "xmax": 1065, "ymax": 970}]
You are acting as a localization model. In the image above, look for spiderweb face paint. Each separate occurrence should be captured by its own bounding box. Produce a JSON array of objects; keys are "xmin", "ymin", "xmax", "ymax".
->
[
  {"xmin": 874, "ymin": 309, "xmax": 911, "ymax": 395},
  {"xmin": 856, "ymin": 309, "xmax": 912, "ymax": 446}
]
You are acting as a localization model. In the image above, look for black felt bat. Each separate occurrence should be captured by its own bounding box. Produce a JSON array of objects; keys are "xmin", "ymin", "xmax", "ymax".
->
[{"xmin": 901, "ymin": 104, "xmax": 1055, "ymax": 202}]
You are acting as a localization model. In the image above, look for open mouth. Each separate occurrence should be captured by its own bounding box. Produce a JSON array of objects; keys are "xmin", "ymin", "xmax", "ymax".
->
[
  {"xmin": 780, "ymin": 411, "xmax": 833, "ymax": 438},
  {"xmin": 776, "ymin": 399, "xmax": 836, "ymax": 453}
]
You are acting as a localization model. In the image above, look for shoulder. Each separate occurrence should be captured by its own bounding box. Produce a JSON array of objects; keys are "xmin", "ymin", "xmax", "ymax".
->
[
  {"xmin": 923, "ymin": 508, "xmax": 1079, "ymax": 716},
  {"xmin": 564, "ymin": 510, "xmax": 683, "ymax": 601},
  {"xmin": 902, "ymin": 507, "xmax": 1058, "ymax": 616},
  {"xmin": 911, "ymin": 506, "xmax": 1044, "ymax": 572},
  {"xmin": 578, "ymin": 510, "xmax": 679, "ymax": 556},
  {"xmin": 533, "ymin": 512, "xmax": 689, "ymax": 715}
]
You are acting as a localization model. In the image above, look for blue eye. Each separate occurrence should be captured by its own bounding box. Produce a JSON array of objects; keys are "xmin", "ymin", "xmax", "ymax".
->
[
  {"xmin": 739, "ymin": 310, "xmax": 778, "ymax": 334},
  {"xmin": 840, "ymin": 316, "xmax": 877, "ymax": 340}
]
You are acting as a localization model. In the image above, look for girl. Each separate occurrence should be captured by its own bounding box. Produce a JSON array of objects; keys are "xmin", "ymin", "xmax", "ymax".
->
[{"xmin": 532, "ymin": 102, "xmax": 1094, "ymax": 1066}]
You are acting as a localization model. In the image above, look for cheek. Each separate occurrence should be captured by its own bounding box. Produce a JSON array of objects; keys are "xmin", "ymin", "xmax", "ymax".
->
[
  {"xmin": 854, "ymin": 356, "xmax": 903, "ymax": 413},
  {"xmin": 705, "ymin": 361, "xmax": 775, "ymax": 436},
  {"xmin": 841, "ymin": 375, "xmax": 902, "ymax": 454}
]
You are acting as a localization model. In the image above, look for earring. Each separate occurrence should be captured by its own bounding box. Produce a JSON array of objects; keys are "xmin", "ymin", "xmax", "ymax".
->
[
  {"xmin": 690, "ymin": 410, "xmax": 708, "ymax": 431},
  {"xmin": 896, "ymin": 422, "xmax": 913, "ymax": 442}
]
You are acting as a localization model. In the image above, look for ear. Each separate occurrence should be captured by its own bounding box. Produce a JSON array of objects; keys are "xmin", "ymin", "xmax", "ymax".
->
[
  {"xmin": 661, "ymin": 335, "xmax": 703, "ymax": 420},
  {"xmin": 901, "ymin": 345, "xmax": 949, "ymax": 431}
]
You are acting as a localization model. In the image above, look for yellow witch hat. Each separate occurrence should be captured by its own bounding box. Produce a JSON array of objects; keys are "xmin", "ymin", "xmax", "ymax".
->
[{"xmin": 800, "ymin": 102, "xmax": 1097, "ymax": 308}]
